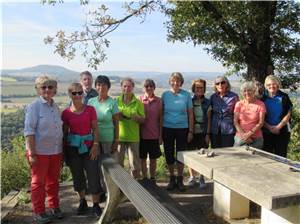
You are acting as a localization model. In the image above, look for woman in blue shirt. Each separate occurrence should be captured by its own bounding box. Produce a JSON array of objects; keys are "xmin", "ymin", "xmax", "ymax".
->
[
  {"xmin": 162, "ymin": 72, "xmax": 193, "ymax": 192},
  {"xmin": 262, "ymin": 75, "xmax": 293, "ymax": 157},
  {"xmin": 207, "ymin": 76, "xmax": 239, "ymax": 148}
]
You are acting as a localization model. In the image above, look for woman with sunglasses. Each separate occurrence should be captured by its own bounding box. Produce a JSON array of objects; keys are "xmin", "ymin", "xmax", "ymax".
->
[
  {"xmin": 24, "ymin": 76, "xmax": 63, "ymax": 224},
  {"xmin": 207, "ymin": 76, "xmax": 239, "ymax": 148},
  {"xmin": 62, "ymin": 83, "xmax": 103, "ymax": 218},
  {"xmin": 139, "ymin": 79, "xmax": 162, "ymax": 182}
]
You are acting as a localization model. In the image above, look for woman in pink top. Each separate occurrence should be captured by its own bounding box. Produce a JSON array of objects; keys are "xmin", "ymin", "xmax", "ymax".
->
[
  {"xmin": 234, "ymin": 81, "xmax": 266, "ymax": 149},
  {"xmin": 139, "ymin": 79, "xmax": 162, "ymax": 182},
  {"xmin": 62, "ymin": 83, "xmax": 103, "ymax": 218}
]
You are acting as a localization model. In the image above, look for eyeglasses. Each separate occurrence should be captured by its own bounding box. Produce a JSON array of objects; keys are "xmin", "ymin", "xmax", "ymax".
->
[
  {"xmin": 71, "ymin": 91, "xmax": 84, "ymax": 96},
  {"xmin": 41, "ymin": 85, "xmax": 54, "ymax": 90},
  {"xmin": 215, "ymin": 81, "xmax": 226, "ymax": 86},
  {"xmin": 144, "ymin": 85, "xmax": 154, "ymax": 88}
]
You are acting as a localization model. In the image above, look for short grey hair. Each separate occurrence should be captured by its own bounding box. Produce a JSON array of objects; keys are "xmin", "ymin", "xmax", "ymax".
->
[
  {"xmin": 35, "ymin": 75, "xmax": 57, "ymax": 89},
  {"xmin": 121, "ymin": 77, "xmax": 135, "ymax": 87},
  {"xmin": 240, "ymin": 81, "xmax": 256, "ymax": 94},
  {"xmin": 169, "ymin": 72, "xmax": 184, "ymax": 86},
  {"xmin": 264, "ymin": 75, "xmax": 282, "ymax": 89}
]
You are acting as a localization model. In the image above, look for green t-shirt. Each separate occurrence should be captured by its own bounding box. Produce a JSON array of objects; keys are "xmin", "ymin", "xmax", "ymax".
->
[
  {"xmin": 88, "ymin": 96, "xmax": 119, "ymax": 142},
  {"xmin": 193, "ymin": 100, "xmax": 204, "ymax": 134},
  {"xmin": 116, "ymin": 94, "xmax": 145, "ymax": 142}
]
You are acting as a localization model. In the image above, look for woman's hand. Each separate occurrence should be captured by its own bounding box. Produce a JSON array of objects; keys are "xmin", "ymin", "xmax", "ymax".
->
[
  {"xmin": 111, "ymin": 141, "xmax": 119, "ymax": 154},
  {"xmin": 90, "ymin": 144, "xmax": 98, "ymax": 160},
  {"xmin": 270, "ymin": 125, "xmax": 280, "ymax": 134},
  {"xmin": 187, "ymin": 132, "xmax": 193, "ymax": 143},
  {"xmin": 205, "ymin": 134, "xmax": 210, "ymax": 146},
  {"xmin": 28, "ymin": 154, "xmax": 38, "ymax": 166}
]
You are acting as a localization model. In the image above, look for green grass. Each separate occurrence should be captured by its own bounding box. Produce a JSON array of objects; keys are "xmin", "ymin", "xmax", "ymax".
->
[
  {"xmin": 0, "ymin": 107, "xmax": 19, "ymax": 113},
  {"xmin": 0, "ymin": 77, "xmax": 17, "ymax": 82}
]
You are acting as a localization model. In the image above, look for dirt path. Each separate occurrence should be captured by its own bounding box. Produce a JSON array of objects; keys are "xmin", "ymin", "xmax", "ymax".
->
[{"xmin": 2, "ymin": 181, "xmax": 260, "ymax": 224}]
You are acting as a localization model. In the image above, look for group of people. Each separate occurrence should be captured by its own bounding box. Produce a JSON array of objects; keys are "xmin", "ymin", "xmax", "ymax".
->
[{"xmin": 24, "ymin": 71, "xmax": 293, "ymax": 224}]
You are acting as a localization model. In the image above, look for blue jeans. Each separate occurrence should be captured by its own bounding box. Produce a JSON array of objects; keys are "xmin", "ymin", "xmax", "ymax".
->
[{"xmin": 234, "ymin": 136, "xmax": 264, "ymax": 149}]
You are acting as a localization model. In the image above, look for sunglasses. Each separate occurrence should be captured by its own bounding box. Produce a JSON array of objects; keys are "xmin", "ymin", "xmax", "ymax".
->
[
  {"xmin": 215, "ymin": 81, "xmax": 226, "ymax": 86},
  {"xmin": 41, "ymin": 85, "xmax": 54, "ymax": 90},
  {"xmin": 144, "ymin": 85, "xmax": 154, "ymax": 88},
  {"xmin": 71, "ymin": 91, "xmax": 84, "ymax": 96}
]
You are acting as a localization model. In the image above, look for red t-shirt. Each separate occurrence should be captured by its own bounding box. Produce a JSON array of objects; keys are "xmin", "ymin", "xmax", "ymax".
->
[{"xmin": 62, "ymin": 105, "xmax": 97, "ymax": 147}]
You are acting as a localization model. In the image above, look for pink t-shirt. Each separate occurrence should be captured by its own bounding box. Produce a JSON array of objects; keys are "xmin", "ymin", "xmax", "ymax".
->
[
  {"xmin": 139, "ymin": 95, "xmax": 162, "ymax": 139},
  {"xmin": 62, "ymin": 105, "xmax": 97, "ymax": 147},
  {"xmin": 234, "ymin": 99, "xmax": 266, "ymax": 138}
]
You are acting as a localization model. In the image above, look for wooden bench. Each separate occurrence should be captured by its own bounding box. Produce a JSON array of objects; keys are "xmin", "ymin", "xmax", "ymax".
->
[
  {"xmin": 99, "ymin": 155, "xmax": 204, "ymax": 224},
  {"xmin": 177, "ymin": 146, "xmax": 300, "ymax": 224}
]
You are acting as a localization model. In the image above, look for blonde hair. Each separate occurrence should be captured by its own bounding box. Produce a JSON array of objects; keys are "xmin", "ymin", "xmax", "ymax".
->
[
  {"xmin": 191, "ymin": 79, "xmax": 206, "ymax": 93},
  {"xmin": 68, "ymin": 82, "xmax": 83, "ymax": 93},
  {"xmin": 169, "ymin": 72, "xmax": 184, "ymax": 86},
  {"xmin": 35, "ymin": 75, "xmax": 57, "ymax": 89},
  {"xmin": 264, "ymin": 75, "xmax": 282, "ymax": 89}
]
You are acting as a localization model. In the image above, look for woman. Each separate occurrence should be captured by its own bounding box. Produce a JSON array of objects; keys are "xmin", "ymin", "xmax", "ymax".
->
[
  {"xmin": 262, "ymin": 75, "xmax": 293, "ymax": 157},
  {"xmin": 79, "ymin": 71, "xmax": 98, "ymax": 104},
  {"xmin": 24, "ymin": 76, "xmax": 63, "ymax": 224},
  {"xmin": 116, "ymin": 77, "xmax": 145, "ymax": 179},
  {"xmin": 62, "ymin": 83, "xmax": 103, "ymax": 218},
  {"xmin": 208, "ymin": 76, "xmax": 239, "ymax": 148},
  {"xmin": 234, "ymin": 81, "xmax": 266, "ymax": 149},
  {"xmin": 186, "ymin": 79, "xmax": 210, "ymax": 189},
  {"xmin": 88, "ymin": 75, "xmax": 119, "ymax": 155},
  {"xmin": 139, "ymin": 79, "xmax": 162, "ymax": 182},
  {"xmin": 162, "ymin": 72, "xmax": 193, "ymax": 192}
]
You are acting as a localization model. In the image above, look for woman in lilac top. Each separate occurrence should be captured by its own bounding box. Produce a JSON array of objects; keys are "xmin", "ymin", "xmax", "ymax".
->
[
  {"xmin": 207, "ymin": 76, "xmax": 239, "ymax": 148},
  {"xmin": 139, "ymin": 79, "xmax": 162, "ymax": 182}
]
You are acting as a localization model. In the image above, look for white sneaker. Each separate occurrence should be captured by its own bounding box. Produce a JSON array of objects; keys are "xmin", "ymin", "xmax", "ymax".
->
[
  {"xmin": 199, "ymin": 175, "xmax": 207, "ymax": 189},
  {"xmin": 186, "ymin": 176, "xmax": 196, "ymax": 187}
]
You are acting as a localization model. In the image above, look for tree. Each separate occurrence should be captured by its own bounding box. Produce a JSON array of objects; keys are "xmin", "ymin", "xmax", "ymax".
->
[
  {"xmin": 166, "ymin": 1, "xmax": 300, "ymax": 86},
  {"xmin": 44, "ymin": 1, "xmax": 299, "ymax": 88}
]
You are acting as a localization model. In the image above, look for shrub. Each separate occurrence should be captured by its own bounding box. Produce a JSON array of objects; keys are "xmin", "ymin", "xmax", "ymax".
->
[
  {"xmin": 1, "ymin": 136, "xmax": 30, "ymax": 198},
  {"xmin": 288, "ymin": 102, "xmax": 300, "ymax": 161}
]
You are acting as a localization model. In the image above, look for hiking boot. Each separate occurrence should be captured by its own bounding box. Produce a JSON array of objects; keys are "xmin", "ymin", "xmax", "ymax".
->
[
  {"xmin": 34, "ymin": 212, "xmax": 52, "ymax": 224},
  {"xmin": 77, "ymin": 198, "xmax": 88, "ymax": 215},
  {"xmin": 99, "ymin": 192, "xmax": 107, "ymax": 203},
  {"xmin": 93, "ymin": 203, "xmax": 102, "ymax": 218},
  {"xmin": 186, "ymin": 176, "xmax": 196, "ymax": 187},
  {"xmin": 49, "ymin": 207, "xmax": 63, "ymax": 219},
  {"xmin": 150, "ymin": 177, "xmax": 156, "ymax": 184},
  {"xmin": 176, "ymin": 176, "xmax": 185, "ymax": 192},
  {"xmin": 166, "ymin": 176, "xmax": 176, "ymax": 191},
  {"xmin": 199, "ymin": 175, "xmax": 207, "ymax": 189}
]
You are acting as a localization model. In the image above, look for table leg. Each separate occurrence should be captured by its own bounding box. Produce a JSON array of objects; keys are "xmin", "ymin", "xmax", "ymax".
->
[
  {"xmin": 261, "ymin": 205, "xmax": 300, "ymax": 224},
  {"xmin": 213, "ymin": 181, "xmax": 250, "ymax": 219}
]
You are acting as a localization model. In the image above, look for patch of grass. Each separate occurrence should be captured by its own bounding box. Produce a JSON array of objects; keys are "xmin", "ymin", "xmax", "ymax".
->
[{"xmin": 0, "ymin": 77, "xmax": 17, "ymax": 82}]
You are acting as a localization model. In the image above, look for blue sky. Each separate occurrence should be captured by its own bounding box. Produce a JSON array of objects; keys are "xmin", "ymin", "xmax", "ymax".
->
[{"xmin": 1, "ymin": 1, "xmax": 227, "ymax": 73}]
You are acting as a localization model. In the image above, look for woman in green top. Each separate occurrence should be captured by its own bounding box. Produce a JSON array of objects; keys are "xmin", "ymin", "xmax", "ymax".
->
[{"xmin": 87, "ymin": 75, "xmax": 119, "ymax": 155}]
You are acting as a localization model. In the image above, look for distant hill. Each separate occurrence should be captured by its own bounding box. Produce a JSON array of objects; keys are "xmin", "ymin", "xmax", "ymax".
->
[
  {"xmin": 1, "ymin": 64, "xmax": 227, "ymax": 85},
  {"xmin": 1, "ymin": 65, "xmax": 78, "ymax": 81}
]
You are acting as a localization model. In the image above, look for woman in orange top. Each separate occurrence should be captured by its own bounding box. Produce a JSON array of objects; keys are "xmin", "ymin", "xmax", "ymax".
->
[{"xmin": 234, "ymin": 81, "xmax": 266, "ymax": 149}]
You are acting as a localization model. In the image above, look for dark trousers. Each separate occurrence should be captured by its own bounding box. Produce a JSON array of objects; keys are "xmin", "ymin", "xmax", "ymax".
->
[
  {"xmin": 211, "ymin": 133, "xmax": 235, "ymax": 148},
  {"xmin": 263, "ymin": 132, "xmax": 290, "ymax": 158},
  {"xmin": 163, "ymin": 127, "xmax": 188, "ymax": 165},
  {"xmin": 67, "ymin": 147, "xmax": 103, "ymax": 194}
]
